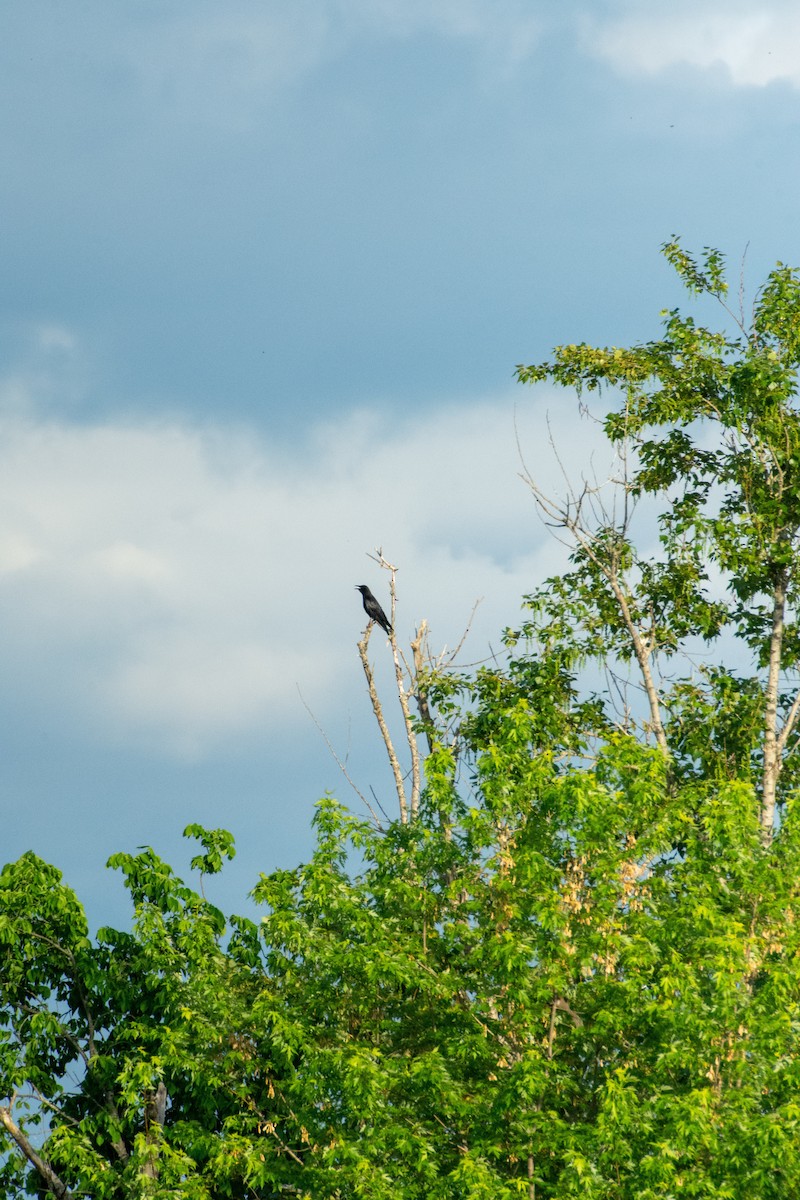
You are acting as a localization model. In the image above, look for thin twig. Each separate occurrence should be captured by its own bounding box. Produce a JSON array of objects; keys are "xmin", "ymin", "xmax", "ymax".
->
[
  {"xmin": 297, "ymin": 686, "xmax": 383, "ymax": 827},
  {"xmin": 445, "ymin": 598, "xmax": 482, "ymax": 662}
]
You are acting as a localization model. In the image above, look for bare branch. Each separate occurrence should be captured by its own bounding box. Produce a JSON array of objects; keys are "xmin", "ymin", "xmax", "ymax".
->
[
  {"xmin": 517, "ymin": 419, "xmax": 669, "ymax": 756},
  {"xmin": 360, "ymin": 549, "xmax": 478, "ymax": 819},
  {"xmin": 358, "ymin": 623, "xmax": 408, "ymax": 823},
  {"xmin": 368, "ymin": 785, "xmax": 393, "ymax": 825},
  {"xmin": 444, "ymin": 598, "xmax": 482, "ymax": 663},
  {"xmin": 375, "ymin": 554, "xmax": 422, "ymax": 820},
  {"xmin": 0, "ymin": 1103, "xmax": 74, "ymax": 1199},
  {"xmin": 761, "ymin": 569, "xmax": 788, "ymax": 844},
  {"xmin": 604, "ymin": 566, "xmax": 669, "ymax": 756},
  {"xmin": 411, "ymin": 622, "xmax": 435, "ymax": 755},
  {"xmin": 392, "ymin": 646, "xmax": 421, "ymax": 820},
  {"xmin": 777, "ymin": 681, "xmax": 800, "ymax": 759},
  {"xmin": 297, "ymin": 687, "xmax": 384, "ymax": 828}
]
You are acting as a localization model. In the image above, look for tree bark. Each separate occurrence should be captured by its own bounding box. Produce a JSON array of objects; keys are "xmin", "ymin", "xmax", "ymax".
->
[
  {"xmin": 761, "ymin": 569, "xmax": 788, "ymax": 844},
  {"xmin": 358, "ymin": 629, "xmax": 408, "ymax": 823},
  {"xmin": 0, "ymin": 1105, "xmax": 74, "ymax": 1199},
  {"xmin": 606, "ymin": 569, "xmax": 669, "ymax": 757},
  {"xmin": 142, "ymin": 1081, "xmax": 167, "ymax": 1179},
  {"xmin": 390, "ymin": 633, "xmax": 421, "ymax": 820}
]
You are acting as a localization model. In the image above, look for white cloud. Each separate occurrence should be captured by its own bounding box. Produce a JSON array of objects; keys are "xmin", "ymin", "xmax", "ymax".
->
[
  {"xmin": 586, "ymin": 2, "xmax": 800, "ymax": 88},
  {"xmin": 0, "ymin": 532, "xmax": 42, "ymax": 575},
  {"xmin": 0, "ymin": 372, "xmax": 609, "ymax": 758},
  {"xmin": 97, "ymin": 541, "xmax": 172, "ymax": 585},
  {"xmin": 0, "ymin": 321, "xmax": 90, "ymax": 415}
]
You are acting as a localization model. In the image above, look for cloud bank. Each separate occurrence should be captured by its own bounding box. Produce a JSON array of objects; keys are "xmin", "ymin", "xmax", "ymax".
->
[
  {"xmin": 0, "ymin": 333, "xmax": 608, "ymax": 758},
  {"xmin": 586, "ymin": 2, "xmax": 800, "ymax": 88}
]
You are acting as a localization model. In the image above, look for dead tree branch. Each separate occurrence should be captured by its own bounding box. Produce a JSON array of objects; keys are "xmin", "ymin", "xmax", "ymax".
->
[
  {"xmin": 357, "ymin": 624, "xmax": 408, "ymax": 823},
  {"xmin": 411, "ymin": 621, "xmax": 435, "ymax": 755},
  {"xmin": 359, "ymin": 549, "xmax": 478, "ymax": 821},
  {"xmin": 375, "ymin": 552, "xmax": 425, "ymax": 818},
  {"xmin": 518, "ymin": 427, "xmax": 669, "ymax": 758},
  {"xmin": 761, "ymin": 568, "xmax": 789, "ymax": 844},
  {"xmin": 0, "ymin": 1102, "xmax": 74, "ymax": 1199}
]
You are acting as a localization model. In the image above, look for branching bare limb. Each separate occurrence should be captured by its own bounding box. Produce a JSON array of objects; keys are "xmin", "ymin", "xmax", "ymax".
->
[
  {"xmin": 604, "ymin": 566, "xmax": 669, "ymax": 756},
  {"xmin": 527, "ymin": 492, "xmax": 667, "ymax": 754},
  {"xmin": 762, "ymin": 569, "xmax": 789, "ymax": 844},
  {"xmin": 0, "ymin": 1102, "xmax": 74, "ymax": 1199},
  {"xmin": 375, "ymin": 552, "xmax": 422, "ymax": 820},
  {"xmin": 518, "ymin": 429, "xmax": 669, "ymax": 757},
  {"xmin": 358, "ymin": 548, "xmax": 478, "ymax": 820},
  {"xmin": 358, "ymin": 623, "xmax": 408, "ymax": 824}
]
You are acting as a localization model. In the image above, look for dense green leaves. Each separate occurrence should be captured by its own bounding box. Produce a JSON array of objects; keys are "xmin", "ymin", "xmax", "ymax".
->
[{"xmin": 5, "ymin": 759, "xmax": 800, "ymax": 1196}]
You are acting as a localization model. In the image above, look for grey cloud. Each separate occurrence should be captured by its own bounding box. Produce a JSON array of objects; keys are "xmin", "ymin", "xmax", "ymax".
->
[{"xmin": 0, "ymin": 381, "xmax": 605, "ymax": 756}]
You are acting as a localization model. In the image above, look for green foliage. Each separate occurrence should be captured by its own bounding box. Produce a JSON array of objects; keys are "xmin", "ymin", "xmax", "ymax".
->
[
  {"xmin": 5, "ymin": 761, "xmax": 800, "ymax": 1196},
  {"xmin": 184, "ymin": 824, "xmax": 237, "ymax": 878},
  {"xmin": 516, "ymin": 239, "xmax": 800, "ymax": 834},
  {"xmin": 4, "ymin": 240, "xmax": 800, "ymax": 1196}
]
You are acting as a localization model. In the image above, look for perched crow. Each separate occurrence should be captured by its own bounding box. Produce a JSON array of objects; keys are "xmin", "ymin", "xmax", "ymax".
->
[{"xmin": 355, "ymin": 585, "xmax": 392, "ymax": 636}]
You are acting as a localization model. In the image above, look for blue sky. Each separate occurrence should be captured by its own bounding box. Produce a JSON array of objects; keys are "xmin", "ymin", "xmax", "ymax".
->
[{"xmin": 3, "ymin": 0, "xmax": 800, "ymax": 924}]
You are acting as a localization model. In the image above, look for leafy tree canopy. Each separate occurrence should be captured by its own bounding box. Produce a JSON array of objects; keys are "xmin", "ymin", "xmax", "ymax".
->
[{"xmin": 3, "ymin": 241, "xmax": 800, "ymax": 1198}]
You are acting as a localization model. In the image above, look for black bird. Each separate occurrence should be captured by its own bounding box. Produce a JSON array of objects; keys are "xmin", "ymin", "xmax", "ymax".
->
[{"xmin": 355, "ymin": 585, "xmax": 392, "ymax": 636}]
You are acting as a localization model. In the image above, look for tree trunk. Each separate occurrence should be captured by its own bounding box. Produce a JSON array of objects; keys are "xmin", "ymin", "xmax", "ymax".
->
[
  {"xmin": 761, "ymin": 569, "xmax": 788, "ymax": 844},
  {"xmin": 142, "ymin": 1082, "xmax": 167, "ymax": 1180}
]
